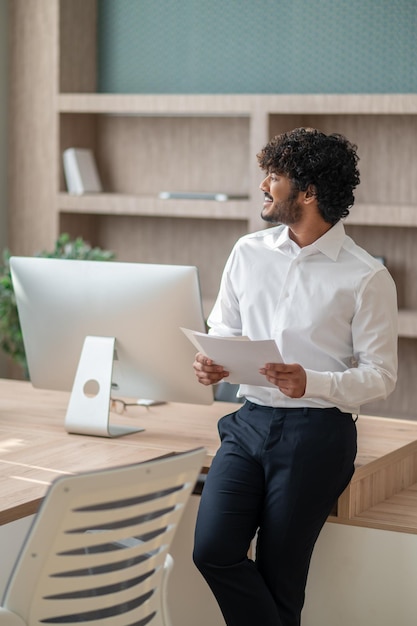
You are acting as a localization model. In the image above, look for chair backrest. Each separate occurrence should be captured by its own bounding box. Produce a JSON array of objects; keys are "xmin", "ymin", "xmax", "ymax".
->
[{"xmin": 1, "ymin": 448, "xmax": 206, "ymax": 626}]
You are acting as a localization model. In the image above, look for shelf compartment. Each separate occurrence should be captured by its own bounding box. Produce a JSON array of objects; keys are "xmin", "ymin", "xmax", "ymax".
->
[
  {"xmin": 60, "ymin": 113, "xmax": 251, "ymax": 200},
  {"xmin": 58, "ymin": 192, "xmax": 251, "ymax": 220}
]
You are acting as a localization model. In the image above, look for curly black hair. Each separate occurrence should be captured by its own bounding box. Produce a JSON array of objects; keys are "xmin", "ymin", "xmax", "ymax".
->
[{"xmin": 257, "ymin": 128, "xmax": 360, "ymax": 225}]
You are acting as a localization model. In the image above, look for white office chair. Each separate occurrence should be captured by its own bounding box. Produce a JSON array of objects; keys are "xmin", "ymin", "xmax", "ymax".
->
[{"xmin": 0, "ymin": 447, "xmax": 207, "ymax": 626}]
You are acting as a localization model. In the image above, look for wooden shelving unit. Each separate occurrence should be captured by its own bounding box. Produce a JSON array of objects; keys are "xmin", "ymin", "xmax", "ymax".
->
[{"xmin": 8, "ymin": 0, "xmax": 417, "ymax": 418}]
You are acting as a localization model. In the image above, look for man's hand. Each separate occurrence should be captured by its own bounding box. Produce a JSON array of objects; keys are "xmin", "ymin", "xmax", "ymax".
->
[
  {"xmin": 193, "ymin": 352, "xmax": 230, "ymax": 386},
  {"xmin": 259, "ymin": 363, "xmax": 306, "ymax": 398}
]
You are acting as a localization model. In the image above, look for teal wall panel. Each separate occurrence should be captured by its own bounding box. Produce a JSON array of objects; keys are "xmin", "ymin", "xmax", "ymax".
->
[{"xmin": 97, "ymin": 0, "xmax": 417, "ymax": 94}]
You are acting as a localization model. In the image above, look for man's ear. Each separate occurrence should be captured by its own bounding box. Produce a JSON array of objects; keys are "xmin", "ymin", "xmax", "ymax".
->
[{"xmin": 304, "ymin": 184, "xmax": 317, "ymax": 203}]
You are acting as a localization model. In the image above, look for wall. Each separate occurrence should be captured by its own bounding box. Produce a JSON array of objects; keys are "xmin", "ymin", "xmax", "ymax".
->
[
  {"xmin": 303, "ymin": 522, "xmax": 417, "ymax": 626},
  {"xmin": 0, "ymin": 0, "xmax": 8, "ymax": 377},
  {"xmin": 97, "ymin": 0, "xmax": 417, "ymax": 94}
]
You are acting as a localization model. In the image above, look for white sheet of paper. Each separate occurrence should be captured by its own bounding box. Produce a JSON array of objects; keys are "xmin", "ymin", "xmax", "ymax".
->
[{"xmin": 181, "ymin": 328, "xmax": 283, "ymax": 387}]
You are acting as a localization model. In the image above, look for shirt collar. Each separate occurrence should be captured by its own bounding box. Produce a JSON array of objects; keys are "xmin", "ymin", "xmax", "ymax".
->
[
  {"xmin": 274, "ymin": 220, "xmax": 346, "ymax": 261},
  {"xmin": 312, "ymin": 220, "xmax": 346, "ymax": 261}
]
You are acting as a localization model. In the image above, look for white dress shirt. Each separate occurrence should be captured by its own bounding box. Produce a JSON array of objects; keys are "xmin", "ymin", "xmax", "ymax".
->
[{"xmin": 208, "ymin": 220, "xmax": 398, "ymax": 413}]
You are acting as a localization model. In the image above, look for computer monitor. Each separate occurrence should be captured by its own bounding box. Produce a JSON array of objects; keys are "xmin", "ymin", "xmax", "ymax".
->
[{"xmin": 10, "ymin": 257, "xmax": 213, "ymax": 437}]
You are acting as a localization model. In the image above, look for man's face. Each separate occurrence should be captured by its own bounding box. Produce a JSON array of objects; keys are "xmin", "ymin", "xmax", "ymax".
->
[{"xmin": 260, "ymin": 172, "xmax": 302, "ymax": 225}]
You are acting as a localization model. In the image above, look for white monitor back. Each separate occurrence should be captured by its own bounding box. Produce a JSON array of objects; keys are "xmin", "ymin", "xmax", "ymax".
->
[{"xmin": 10, "ymin": 257, "xmax": 213, "ymax": 436}]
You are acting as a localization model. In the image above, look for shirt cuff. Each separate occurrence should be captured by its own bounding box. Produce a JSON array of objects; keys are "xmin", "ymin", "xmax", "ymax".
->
[{"xmin": 304, "ymin": 369, "xmax": 332, "ymax": 399}]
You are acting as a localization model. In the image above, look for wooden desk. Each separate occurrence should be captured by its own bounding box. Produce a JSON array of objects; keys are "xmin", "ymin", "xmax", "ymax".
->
[
  {"xmin": 1, "ymin": 379, "xmax": 417, "ymax": 534},
  {"xmin": 0, "ymin": 379, "xmax": 226, "ymax": 524}
]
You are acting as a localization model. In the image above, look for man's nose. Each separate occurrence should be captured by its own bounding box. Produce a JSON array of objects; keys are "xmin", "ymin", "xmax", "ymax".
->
[{"xmin": 260, "ymin": 176, "xmax": 269, "ymax": 191}]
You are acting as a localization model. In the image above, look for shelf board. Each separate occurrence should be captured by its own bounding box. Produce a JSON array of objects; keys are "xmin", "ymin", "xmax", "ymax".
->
[
  {"xmin": 58, "ymin": 93, "xmax": 254, "ymax": 116},
  {"xmin": 58, "ymin": 93, "xmax": 417, "ymax": 116},
  {"xmin": 58, "ymin": 192, "xmax": 251, "ymax": 220},
  {"xmin": 58, "ymin": 196, "xmax": 417, "ymax": 228},
  {"xmin": 345, "ymin": 203, "xmax": 417, "ymax": 227}
]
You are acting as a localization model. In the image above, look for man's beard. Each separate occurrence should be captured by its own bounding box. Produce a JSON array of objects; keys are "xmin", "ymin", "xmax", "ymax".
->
[{"xmin": 261, "ymin": 189, "xmax": 303, "ymax": 225}]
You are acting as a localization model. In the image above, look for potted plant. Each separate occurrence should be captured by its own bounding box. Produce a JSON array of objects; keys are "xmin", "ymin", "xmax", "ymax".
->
[{"xmin": 0, "ymin": 233, "xmax": 115, "ymax": 376}]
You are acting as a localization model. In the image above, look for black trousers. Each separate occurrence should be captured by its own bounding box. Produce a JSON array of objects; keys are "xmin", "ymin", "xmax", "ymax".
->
[{"xmin": 193, "ymin": 401, "xmax": 357, "ymax": 626}]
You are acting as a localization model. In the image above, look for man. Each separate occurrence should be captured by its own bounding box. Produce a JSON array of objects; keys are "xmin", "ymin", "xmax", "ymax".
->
[{"xmin": 192, "ymin": 128, "xmax": 398, "ymax": 626}]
